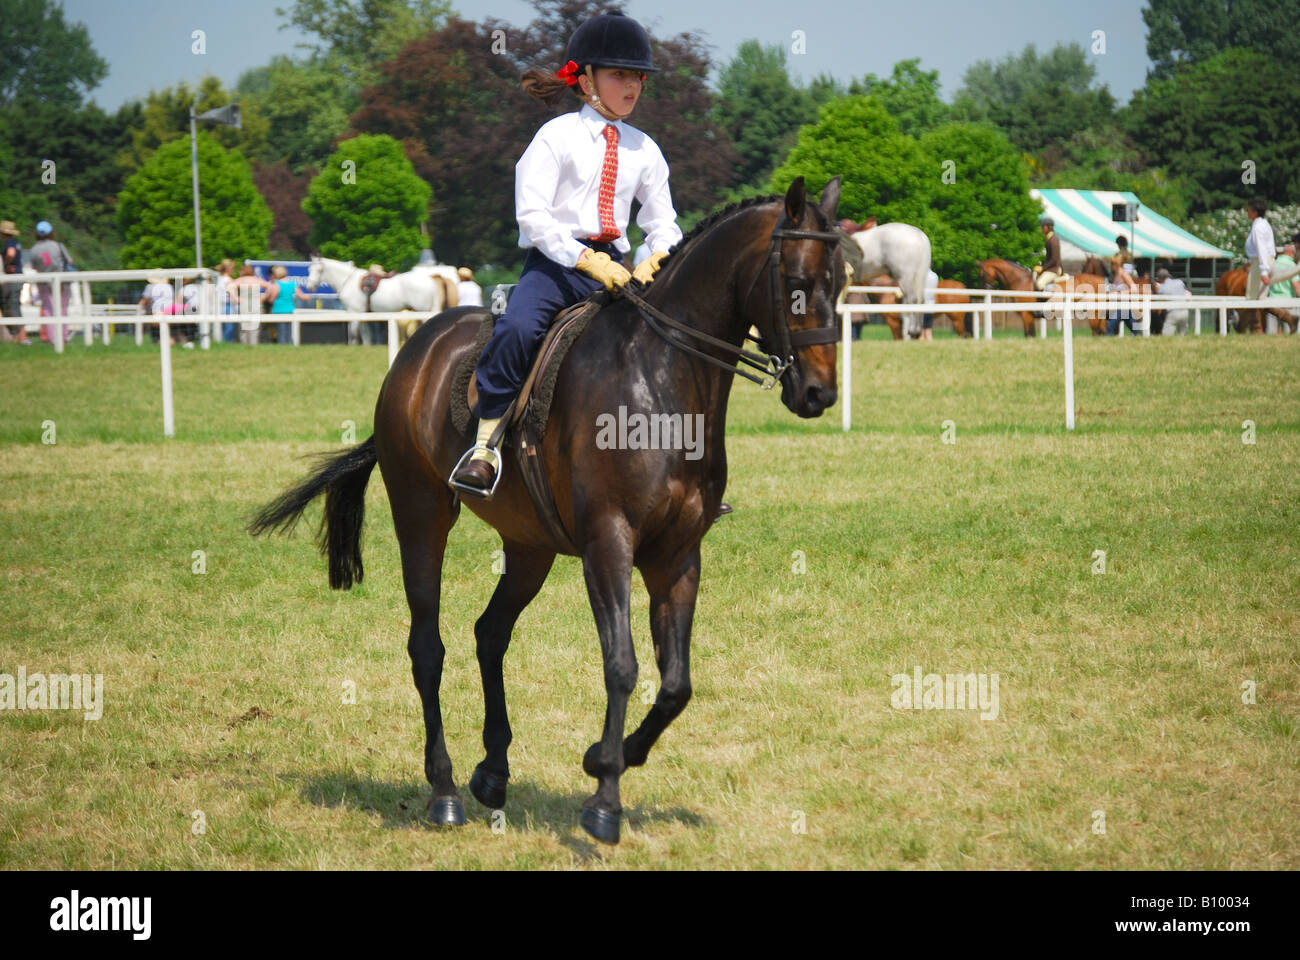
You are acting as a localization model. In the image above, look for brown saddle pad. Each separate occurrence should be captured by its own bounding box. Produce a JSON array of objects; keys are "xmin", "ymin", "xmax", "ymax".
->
[{"xmin": 449, "ymin": 293, "xmax": 607, "ymax": 438}]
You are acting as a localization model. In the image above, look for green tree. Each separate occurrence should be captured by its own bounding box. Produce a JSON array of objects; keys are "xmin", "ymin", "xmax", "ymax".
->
[
  {"xmin": 238, "ymin": 56, "xmax": 358, "ymax": 173},
  {"xmin": 1143, "ymin": 0, "xmax": 1300, "ymax": 80},
  {"xmin": 1124, "ymin": 49, "xmax": 1300, "ymax": 213},
  {"xmin": 1033, "ymin": 122, "xmax": 1194, "ymax": 225},
  {"xmin": 303, "ymin": 134, "xmax": 430, "ymax": 269},
  {"xmin": 918, "ymin": 123, "xmax": 1042, "ymax": 282},
  {"xmin": 849, "ymin": 59, "xmax": 949, "ymax": 138},
  {"xmin": 953, "ymin": 43, "xmax": 1115, "ymax": 153},
  {"xmin": 769, "ymin": 96, "xmax": 931, "ymax": 226},
  {"xmin": 0, "ymin": 97, "xmax": 138, "ymax": 267},
  {"xmin": 117, "ymin": 134, "xmax": 272, "ymax": 268},
  {"xmin": 712, "ymin": 41, "xmax": 818, "ymax": 190},
  {"xmin": 0, "ymin": 0, "xmax": 107, "ymax": 107},
  {"xmin": 276, "ymin": 0, "xmax": 452, "ymax": 84},
  {"xmin": 118, "ymin": 77, "xmax": 270, "ymax": 178}
]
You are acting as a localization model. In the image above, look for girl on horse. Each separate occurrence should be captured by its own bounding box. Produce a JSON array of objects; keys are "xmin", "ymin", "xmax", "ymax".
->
[{"xmin": 451, "ymin": 11, "xmax": 683, "ymax": 495}]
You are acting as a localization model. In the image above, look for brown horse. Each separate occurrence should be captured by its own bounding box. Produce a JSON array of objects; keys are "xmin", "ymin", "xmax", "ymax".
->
[
  {"xmin": 936, "ymin": 279, "xmax": 972, "ymax": 337},
  {"xmin": 977, "ymin": 259, "xmax": 1039, "ymax": 336},
  {"xmin": 1080, "ymin": 255, "xmax": 1109, "ymax": 278},
  {"xmin": 250, "ymin": 177, "xmax": 846, "ymax": 845},
  {"xmin": 847, "ymin": 276, "xmax": 971, "ymax": 339}
]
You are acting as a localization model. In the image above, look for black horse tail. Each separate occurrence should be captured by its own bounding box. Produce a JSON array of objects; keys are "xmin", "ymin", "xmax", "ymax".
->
[{"xmin": 247, "ymin": 436, "xmax": 378, "ymax": 590}]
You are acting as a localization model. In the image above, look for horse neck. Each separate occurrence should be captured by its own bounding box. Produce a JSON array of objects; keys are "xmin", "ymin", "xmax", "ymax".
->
[
  {"xmin": 318, "ymin": 260, "xmax": 353, "ymax": 288},
  {"xmin": 646, "ymin": 204, "xmax": 775, "ymax": 351}
]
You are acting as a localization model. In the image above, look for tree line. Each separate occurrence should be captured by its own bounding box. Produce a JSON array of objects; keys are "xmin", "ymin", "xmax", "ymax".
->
[{"xmin": 1, "ymin": 0, "xmax": 1296, "ymax": 285}]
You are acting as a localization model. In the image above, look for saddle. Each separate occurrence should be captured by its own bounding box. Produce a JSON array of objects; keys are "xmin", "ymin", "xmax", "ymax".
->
[
  {"xmin": 449, "ymin": 292, "xmax": 610, "ymax": 549},
  {"xmin": 359, "ymin": 271, "xmax": 397, "ymax": 298}
]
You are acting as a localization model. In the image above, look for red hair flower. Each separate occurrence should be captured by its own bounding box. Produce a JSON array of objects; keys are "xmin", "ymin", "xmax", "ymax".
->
[{"xmin": 556, "ymin": 60, "xmax": 579, "ymax": 86}]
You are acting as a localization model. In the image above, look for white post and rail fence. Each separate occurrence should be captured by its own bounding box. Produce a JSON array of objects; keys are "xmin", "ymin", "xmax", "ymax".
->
[{"xmin": 4, "ymin": 271, "xmax": 1296, "ymax": 439}]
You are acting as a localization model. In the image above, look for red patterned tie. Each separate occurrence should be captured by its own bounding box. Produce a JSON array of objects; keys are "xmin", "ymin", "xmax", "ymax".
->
[{"xmin": 593, "ymin": 124, "xmax": 621, "ymax": 242}]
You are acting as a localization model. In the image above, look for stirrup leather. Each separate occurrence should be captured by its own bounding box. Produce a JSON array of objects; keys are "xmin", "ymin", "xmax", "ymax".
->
[{"xmin": 449, "ymin": 444, "xmax": 504, "ymax": 499}]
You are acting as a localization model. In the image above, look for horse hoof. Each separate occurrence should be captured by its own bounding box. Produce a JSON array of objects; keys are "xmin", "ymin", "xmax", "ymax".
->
[
  {"xmin": 427, "ymin": 795, "xmax": 466, "ymax": 826},
  {"xmin": 580, "ymin": 806, "xmax": 621, "ymax": 845},
  {"xmin": 469, "ymin": 765, "xmax": 508, "ymax": 809}
]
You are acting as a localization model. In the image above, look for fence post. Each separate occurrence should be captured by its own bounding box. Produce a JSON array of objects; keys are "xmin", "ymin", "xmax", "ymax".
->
[
  {"xmin": 52, "ymin": 276, "xmax": 64, "ymax": 353},
  {"xmin": 1142, "ymin": 294, "xmax": 1151, "ymax": 337},
  {"xmin": 841, "ymin": 301, "xmax": 852, "ymax": 432},
  {"xmin": 387, "ymin": 317, "xmax": 398, "ymax": 368},
  {"xmin": 160, "ymin": 318, "xmax": 174, "ymax": 438},
  {"xmin": 1063, "ymin": 293, "xmax": 1075, "ymax": 431},
  {"xmin": 1219, "ymin": 306, "xmax": 1227, "ymax": 336}
]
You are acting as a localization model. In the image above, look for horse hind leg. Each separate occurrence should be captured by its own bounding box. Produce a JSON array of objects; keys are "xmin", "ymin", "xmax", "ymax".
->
[
  {"xmin": 391, "ymin": 479, "xmax": 464, "ymax": 825},
  {"xmin": 468, "ymin": 541, "xmax": 556, "ymax": 811},
  {"xmin": 624, "ymin": 546, "xmax": 700, "ymax": 768}
]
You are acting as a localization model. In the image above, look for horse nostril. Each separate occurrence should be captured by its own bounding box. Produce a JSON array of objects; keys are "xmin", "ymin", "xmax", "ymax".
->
[{"xmin": 805, "ymin": 384, "xmax": 836, "ymax": 410}]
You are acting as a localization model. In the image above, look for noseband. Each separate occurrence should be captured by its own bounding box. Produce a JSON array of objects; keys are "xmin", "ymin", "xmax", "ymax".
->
[{"xmin": 622, "ymin": 213, "xmax": 842, "ymax": 388}]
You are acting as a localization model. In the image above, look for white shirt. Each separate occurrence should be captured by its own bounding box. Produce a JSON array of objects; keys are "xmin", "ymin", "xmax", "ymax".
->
[
  {"xmin": 515, "ymin": 104, "xmax": 682, "ymax": 269},
  {"xmin": 143, "ymin": 282, "xmax": 173, "ymax": 315},
  {"xmin": 457, "ymin": 280, "xmax": 483, "ymax": 306},
  {"xmin": 923, "ymin": 269, "xmax": 939, "ymax": 304},
  {"xmin": 1156, "ymin": 277, "xmax": 1189, "ymax": 298},
  {"xmin": 1245, "ymin": 216, "xmax": 1275, "ymax": 269}
]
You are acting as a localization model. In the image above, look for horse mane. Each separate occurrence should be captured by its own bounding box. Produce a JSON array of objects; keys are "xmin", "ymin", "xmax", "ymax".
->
[{"xmin": 656, "ymin": 193, "xmax": 784, "ymax": 272}]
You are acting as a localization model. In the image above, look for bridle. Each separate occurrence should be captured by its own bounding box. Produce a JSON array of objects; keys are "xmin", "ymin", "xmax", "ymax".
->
[{"xmin": 621, "ymin": 210, "xmax": 842, "ymax": 389}]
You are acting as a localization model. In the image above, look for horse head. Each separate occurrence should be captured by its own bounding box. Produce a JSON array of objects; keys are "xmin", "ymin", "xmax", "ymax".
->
[
  {"xmin": 306, "ymin": 254, "xmax": 323, "ymax": 291},
  {"xmin": 750, "ymin": 176, "xmax": 844, "ymax": 418}
]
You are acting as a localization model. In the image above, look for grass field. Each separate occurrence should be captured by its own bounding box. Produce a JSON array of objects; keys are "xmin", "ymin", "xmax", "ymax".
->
[{"xmin": 2, "ymin": 327, "xmax": 1297, "ymax": 869}]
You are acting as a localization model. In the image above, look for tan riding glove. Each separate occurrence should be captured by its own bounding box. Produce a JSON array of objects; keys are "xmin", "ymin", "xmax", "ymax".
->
[
  {"xmin": 576, "ymin": 251, "xmax": 631, "ymax": 291},
  {"xmin": 632, "ymin": 250, "xmax": 669, "ymax": 286}
]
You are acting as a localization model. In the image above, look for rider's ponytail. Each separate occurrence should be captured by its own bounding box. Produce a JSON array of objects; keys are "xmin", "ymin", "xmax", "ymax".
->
[{"xmin": 521, "ymin": 67, "xmax": 582, "ymax": 106}]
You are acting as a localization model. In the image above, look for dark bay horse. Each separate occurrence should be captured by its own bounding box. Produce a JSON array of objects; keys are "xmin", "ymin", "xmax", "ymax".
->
[{"xmin": 250, "ymin": 177, "xmax": 845, "ymax": 845}]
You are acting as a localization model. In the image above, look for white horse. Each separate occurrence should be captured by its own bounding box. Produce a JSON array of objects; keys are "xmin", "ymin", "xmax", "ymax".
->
[
  {"xmin": 306, "ymin": 255, "xmax": 457, "ymax": 344},
  {"xmin": 852, "ymin": 223, "xmax": 933, "ymax": 338}
]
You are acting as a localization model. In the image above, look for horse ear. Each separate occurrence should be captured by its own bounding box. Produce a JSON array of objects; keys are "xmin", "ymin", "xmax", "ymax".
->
[
  {"xmin": 819, "ymin": 176, "xmax": 842, "ymax": 219},
  {"xmin": 784, "ymin": 177, "xmax": 806, "ymax": 222}
]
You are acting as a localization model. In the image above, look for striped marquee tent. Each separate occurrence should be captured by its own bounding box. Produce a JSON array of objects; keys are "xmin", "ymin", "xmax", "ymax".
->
[{"xmin": 1030, "ymin": 189, "xmax": 1232, "ymax": 279}]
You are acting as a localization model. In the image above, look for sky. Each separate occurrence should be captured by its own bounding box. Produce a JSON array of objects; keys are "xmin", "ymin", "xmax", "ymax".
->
[{"xmin": 61, "ymin": 0, "xmax": 1153, "ymax": 113}]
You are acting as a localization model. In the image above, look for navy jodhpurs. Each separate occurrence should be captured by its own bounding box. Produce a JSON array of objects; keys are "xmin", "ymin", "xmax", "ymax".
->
[{"xmin": 474, "ymin": 243, "xmax": 621, "ymax": 420}]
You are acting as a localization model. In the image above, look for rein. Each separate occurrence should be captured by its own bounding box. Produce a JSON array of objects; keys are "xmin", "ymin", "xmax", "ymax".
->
[{"xmin": 622, "ymin": 216, "xmax": 842, "ymax": 389}]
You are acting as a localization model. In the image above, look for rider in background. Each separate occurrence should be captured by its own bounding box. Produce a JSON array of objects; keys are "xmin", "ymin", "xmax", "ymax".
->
[
  {"xmin": 451, "ymin": 11, "xmax": 683, "ymax": 496},
  {"xmin": 1035, "ymin": 217, "xmax": 1063, "ymax": 291}
]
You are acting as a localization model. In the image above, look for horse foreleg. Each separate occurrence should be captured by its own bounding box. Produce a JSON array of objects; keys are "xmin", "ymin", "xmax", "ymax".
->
[
  {"xmin": 579, "ymin": 531, "xmax": 637, "ymax": 844},
  {"xmin": 468, "ymin": 541, "xmax": 556, "ymax": 810},
  {"xmin": 624, "ymin": 545, "xmax": 700, "ymax": 768}
]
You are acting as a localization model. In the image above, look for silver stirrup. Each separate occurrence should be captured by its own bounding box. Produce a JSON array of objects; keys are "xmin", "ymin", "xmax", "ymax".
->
[{"xmin": 449, "ymin": 445, "xmax": 504, "ymax": 499}]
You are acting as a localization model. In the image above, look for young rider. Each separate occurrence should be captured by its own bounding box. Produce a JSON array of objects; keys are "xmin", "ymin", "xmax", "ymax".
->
[{"xmin": 451, "ymin": 11, "xmax": 683, "ymax": 496}]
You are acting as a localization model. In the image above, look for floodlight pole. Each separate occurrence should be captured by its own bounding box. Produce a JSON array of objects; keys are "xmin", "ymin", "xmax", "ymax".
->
[{"xmin": 190, "ymin": 106, "xmax": 202, "ymax": 270}]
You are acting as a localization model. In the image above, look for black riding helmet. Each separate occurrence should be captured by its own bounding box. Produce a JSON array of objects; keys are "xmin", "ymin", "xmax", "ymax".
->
[{"xmin": 565, "ymin": 11, "xmax": 658, "ymax": 72}]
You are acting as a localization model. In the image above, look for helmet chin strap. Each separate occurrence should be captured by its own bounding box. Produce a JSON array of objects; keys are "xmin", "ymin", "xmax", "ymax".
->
[{"xmin": 583, "ymin": 64, "xmax": 626, "ymax": 122}]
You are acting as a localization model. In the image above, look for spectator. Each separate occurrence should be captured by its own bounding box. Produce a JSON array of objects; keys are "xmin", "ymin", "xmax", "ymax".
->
[
  {"xmin": 1153, "ymin": 268, "xmax": 1191, "ymax": 335},
  {"xmin": 227, "ymin": 264, "xmax": 270, "ymax": 344},
  {"xmin": 138, "ymin": 274, "xmax": 176, "ymax": 342},
  {"xmin": 1266, "ymin": 241, "xmax": 1299, "ymax": 334},
  {"xmin": 457, "ymin": 266, "xmax": 483, "ymax": 306},
  {"xmin": 28, "ymin": 220, "xmax": 74, "ymax": 343},
  {"xmin": 1244, "ymin": 198, "xmax": 1275, "ymax": 324},
  {"xmin": 1, "ymin": 219, "xmax": 29, "ymax": 344},
  {"xmin": 266, "ymin": 264, "xmax": 310, "ymax": 344},
  {"xmin": 1106, "ymin": 235, "xmax": 1139, "ymax": 335},
  {"xmin": 216, "ymin": 259, "xmax": 237, "ymax": 342}
]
